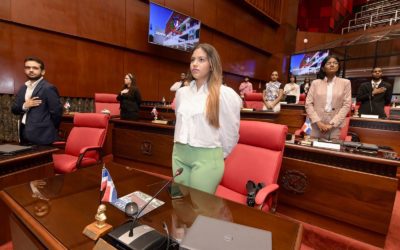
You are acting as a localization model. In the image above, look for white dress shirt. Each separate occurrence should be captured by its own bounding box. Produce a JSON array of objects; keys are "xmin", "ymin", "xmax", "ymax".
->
[
  {"xmin": 174, "ymin": 80, "xmax": 242, "ymax": 158},
  {"xmin": 22, "ymin": 77, "xmax": 42, "ymax": 124},
  {"xmin": 170, "ymin": 81, "xmax": 183, "ymax": 92},
  {"xmin": 324, "ymin": 76, "xmax": 335, "ymax": 112},
  {"xmin": 283, "ymin": 83, "xmax": 300, "ymax": 103},
  {"xmin": 371, "ymin": 79, "xmax": 382, "ymax": 89}
]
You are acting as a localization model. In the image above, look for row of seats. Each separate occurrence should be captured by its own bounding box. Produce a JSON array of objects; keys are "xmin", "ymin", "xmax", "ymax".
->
[{"xmin": 52, "ymin": 112, "xmax": 288, "ymax": 213}]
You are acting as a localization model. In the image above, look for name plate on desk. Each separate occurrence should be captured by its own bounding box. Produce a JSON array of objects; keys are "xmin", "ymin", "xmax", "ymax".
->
[
  {"xmin": 241, "ymin": 108, "xmax": 254, "ymax": 112},
  {"xmin": 360, "ymin": 114, "xmax": 379, "ymax": 119},
  {"xmin": 312, "ymin": 141, "xmax": 341, "ymax": 151},
  {"xmin": 151, "ymin": 120, "xmax": 169, "ymax": 125}
]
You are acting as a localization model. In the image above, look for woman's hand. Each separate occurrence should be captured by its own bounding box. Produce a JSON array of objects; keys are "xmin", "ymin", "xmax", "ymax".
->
[
  {"xmin": 317, "ymin": 121, "xmax": 332, "ymax": 133},
  {"xmin": 266, "ymin": 101, "xmax": 274, "ymax": 109}
]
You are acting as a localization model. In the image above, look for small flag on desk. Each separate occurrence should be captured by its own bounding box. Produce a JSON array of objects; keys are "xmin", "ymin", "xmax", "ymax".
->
[
  {"xmin": 100, "ymin": 166, "xmax": 118, "ymax": 203},
  {"xmin": 151, "ymin": 106, "xmax": 158, "ymax": 119},
  {"xmin": 301, "ymin": 117, "xmax": 312, "ymax": 135}
]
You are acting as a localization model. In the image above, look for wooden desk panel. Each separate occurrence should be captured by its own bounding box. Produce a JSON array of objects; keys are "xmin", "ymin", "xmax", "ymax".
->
[
  {"xmin": 1, "ymin": 162, "xmax": 303, "ymax": 250},
  {"xmin": 112, "ymin": 119, "xmax": 174, "ymax": 169},
  {"xmin": 278, "ymin": 143, "xmax": 398, "ymax": 247},
  {"xmin": 349, "ymin": 117, "xmax": 400, "ymax": 154}
]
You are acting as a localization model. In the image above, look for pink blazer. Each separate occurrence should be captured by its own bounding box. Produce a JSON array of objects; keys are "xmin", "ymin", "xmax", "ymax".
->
[{"xmin": 305, "ymin": 77, "xmax": 351, "ymax": 128}]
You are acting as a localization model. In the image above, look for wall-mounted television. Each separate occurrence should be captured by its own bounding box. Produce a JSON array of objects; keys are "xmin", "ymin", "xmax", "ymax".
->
[
  {"xmin": 148, "ymin": 2, "xmax": 201, "ymax": 52},
  {"xmin": 290, "ymin": 50, "xmax": 330, "ymax": 76}
]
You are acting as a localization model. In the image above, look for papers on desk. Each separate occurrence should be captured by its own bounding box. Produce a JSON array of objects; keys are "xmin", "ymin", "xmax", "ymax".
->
[
  {"xmin": 112, "ymin": 191, "xmax": 164, "ymax": 217},
  {"xmin": 360, "ymin": 114, "xmax": 379, "ymax": 119},
  {"xmin": 312, "ymin": 141, "xmax": 341, "ymax": 151}
]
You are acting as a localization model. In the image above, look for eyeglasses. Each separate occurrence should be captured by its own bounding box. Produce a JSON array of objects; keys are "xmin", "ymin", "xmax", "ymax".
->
[{"xmin": 325, "ymin": 62, "xmax": 339, "ymax": 66}]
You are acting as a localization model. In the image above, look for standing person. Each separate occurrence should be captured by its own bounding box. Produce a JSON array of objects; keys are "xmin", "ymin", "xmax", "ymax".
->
[
  {"xmin": 262, "ymin": 71, "xmax": 284, "ymax": 112},
  {"xmin": 170, "ymin": 72, "xmax": 187, "ymax": 92},
  {"xmin": 238, "ymin": 76, "xmax": 253, "ymax": 98},
  {"xmin": 301, "ymin": 77, "xmax": 311, "ymax": 94},
  {"xmin": 12, "ymin": 57, "xmax": 62, "ymax": 145},
  {"xmin": 173, "ymin": 43, "xmax": 242, "ymax": 194},
  {"xmin": 305, "ymin": 55, "xmax": 351, "ymax": 140},
  {"xmin": 117, "ymin": 73, "xmax": 142, "ymax": 120},
  {"xmin": 356, "ymin": 67, "xmax": 392, "ymax": 118},
  {"xmin": 283, "ymin": 75, "xmax": 300, "ymax": 104}
]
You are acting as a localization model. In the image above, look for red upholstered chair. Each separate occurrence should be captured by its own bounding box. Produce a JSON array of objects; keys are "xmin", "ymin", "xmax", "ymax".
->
[
  {"xmin": 94, "ymin": 93, "xmax": 120, "ymax": 116},
  {"xmin": 298, "ymin": 93, "xmax": 306, "ymax": 104},
  {"xmin": 52, "ymin": 113, "xmax": 109, "ymax": 174},
  {"xmin": 215, "ymin": 121, "xmax": 288, "ymax": 212},
  {"xmin": 243, "ymin": 92, "xmax": 264, "ymax": 110}
]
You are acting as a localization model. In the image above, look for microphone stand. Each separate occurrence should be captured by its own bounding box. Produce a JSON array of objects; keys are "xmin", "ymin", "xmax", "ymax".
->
[{"xmin": 129, "ymin": 168, "xmax": 183, "ymax": 237}]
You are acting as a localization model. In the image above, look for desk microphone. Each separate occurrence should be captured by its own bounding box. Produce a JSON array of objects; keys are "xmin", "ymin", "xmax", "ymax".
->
[{"xmin": 128, "ymin": 167, "xmax": 183, "ymax": 237}]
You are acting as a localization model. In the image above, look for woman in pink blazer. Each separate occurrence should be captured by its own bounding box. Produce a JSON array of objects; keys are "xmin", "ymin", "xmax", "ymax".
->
[{"xmin": 305, "ymin": 55, "xmax": 352, "ymax": 140}]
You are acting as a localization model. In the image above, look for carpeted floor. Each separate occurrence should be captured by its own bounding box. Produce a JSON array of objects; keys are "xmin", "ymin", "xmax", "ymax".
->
[{"xmin": 299, "ymin": 190, "xmax": 400, "ymax": 250}]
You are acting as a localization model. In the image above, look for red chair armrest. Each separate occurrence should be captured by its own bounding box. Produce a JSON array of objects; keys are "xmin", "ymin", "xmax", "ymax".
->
[
  {"xmin": 77, "ymin": 146, "xmax": 103, "ymax": 168},
  {"xmin": 345, "ymin": 135, "xmax": 352, "ymax": 141},
  {"xmin": 255, "ymin": 183, "xmax": 279, "ymax": 205}
]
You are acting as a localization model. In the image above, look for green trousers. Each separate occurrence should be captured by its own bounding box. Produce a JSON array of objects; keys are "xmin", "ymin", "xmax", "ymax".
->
[{"xmin": 172, "ymin": 143, "xmax": 224, "ymax": 194}]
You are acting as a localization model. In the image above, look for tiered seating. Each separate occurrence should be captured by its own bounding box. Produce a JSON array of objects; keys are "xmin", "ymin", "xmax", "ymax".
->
[{"xmin": 342, "ymin": 0, "xmax": 400, "ymax": 34}]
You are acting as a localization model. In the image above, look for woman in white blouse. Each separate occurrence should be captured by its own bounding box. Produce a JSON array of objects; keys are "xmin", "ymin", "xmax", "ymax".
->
[
  {"xmin": 173, "ymin": 43, "xmax": 242, "ymax": 194},
  {"xmin": 283, "ymin": 75, "xmax": 300, "ymax": 104}
]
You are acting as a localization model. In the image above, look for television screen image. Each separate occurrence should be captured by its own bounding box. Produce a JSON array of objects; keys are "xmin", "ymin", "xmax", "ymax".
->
[
  {"xmin": 290, "ymin": 50, "xmax": 330, "ymax": 76},
  {"xmin": 148, "ymin": 2, "xmax": 201, "ymax": 52}
]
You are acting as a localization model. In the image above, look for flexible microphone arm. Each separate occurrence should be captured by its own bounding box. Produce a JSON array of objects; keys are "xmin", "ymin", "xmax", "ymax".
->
[{"xmin": 129, "ymin": 167, "xmax": 183, "ymax": 237}]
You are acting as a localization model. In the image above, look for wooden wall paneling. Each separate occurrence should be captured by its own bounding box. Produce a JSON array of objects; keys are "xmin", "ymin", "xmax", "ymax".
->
[
  {"xmin": 10, "ymin": 25, "xmax": 79, "ymax": 96},
  {"xmin": 156, "ymin": 58, "xmax": 190, "ymax": 102},
  {"xmin": 165, "ymin": 0, "xmax": 194, "ymax": 15},
  {"xmin": 10, "ymin": 0, "xmax": 78, "ymax": 36},
  {"xmin": 213, "ymin": 32, "xmax": 272, "ymax": 80},
  {"xmin": 0, "ymin": 23, "xmax": 14, "ymax": 94},
  {"xmin": 198, "ymin": 28, "xmax": 214, "ymax": 44},
  {"xmin": 215, "ymin": 0, "xmax": 237, "ymax": 38},
  {"xmin": 0, "ymin": 0, "xmax": 10, "ymax": 20},
  {"xmin": 76, "ymin": 41, "xmax": 124, "ymax": 97},
  {"xmin": 77, "ymin": 0, "xmax": 125, "ymax": 46},
  {"xmin": 125, "ymin": 0, "xmax": 150, "ymax": 52},
  {"xmin": 193, "ymin": 0, "xmax": 217, "ymax": 27},
  {"xmin": 124, "ymin": 52, "xmax": 160, "ymax": 101}
]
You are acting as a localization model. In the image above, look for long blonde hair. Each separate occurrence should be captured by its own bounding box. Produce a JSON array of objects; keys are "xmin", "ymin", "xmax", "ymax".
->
[{"xmin": 191, "ymin": 43, "xmax": 222, "ymax": 128}]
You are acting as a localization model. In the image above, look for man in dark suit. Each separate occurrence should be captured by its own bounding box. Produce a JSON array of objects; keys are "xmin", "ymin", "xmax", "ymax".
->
[
  {"xmin": 12, "ymin": 57, "xmax": 63, "ymax": 145},
  {"xmin": 356, "ymin": 67, "xmax": 392, "ymax": 118}
]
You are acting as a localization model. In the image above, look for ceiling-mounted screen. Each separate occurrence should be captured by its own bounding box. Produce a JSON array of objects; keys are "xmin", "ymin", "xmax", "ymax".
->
[
  {"xmin": 148, "ymin": 2, "xmax": 201, "ymax": 52},
  {"xmin": 290, "ymin": 50, "xmax": 330, "ymax": 76}
]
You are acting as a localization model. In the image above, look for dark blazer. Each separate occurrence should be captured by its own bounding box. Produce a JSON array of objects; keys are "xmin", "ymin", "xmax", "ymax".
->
[
  {"xmin": 12, "ymin": 79, "xmax": 63, "ymax": 145},
  {"xmin": 356, "ymin": 80, "xmax": 392, "ymax": 118},
  {"xmin": 117, "ymin": 88, "xmax": 142, "ymax": 120}
]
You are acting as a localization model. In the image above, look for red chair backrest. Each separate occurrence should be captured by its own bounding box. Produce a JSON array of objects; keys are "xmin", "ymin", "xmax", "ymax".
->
[
  {"xmin": 244, "ymin": 92, "xmax": 264, "ymax": 110},
  {"xmin": 65, "ymin": 113, "xmax": 109, "ymax": 158},
  {"xmin": 95, "ymin": 93, "xmax": 120, "ymax": 116},
  {"xmin": 339, "ymin": 116, "xmax": 350, "ymax": 141},
  {"xmin": 298, "ymin": 93, "xmax": 306, "ymax": 104},
  {"xmin": 219, "ymin": 121, "xmax": 288, "ymax": 196}
]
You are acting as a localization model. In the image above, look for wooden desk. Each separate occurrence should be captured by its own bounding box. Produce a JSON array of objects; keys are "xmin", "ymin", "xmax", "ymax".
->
[
  {"xmin": 0, "ymin": 146, "xmax": 58, "ymax": 245},
  {"xmin": 278, "ymin": 143, "xmax": 399, "ymax": 247},
  {"xmin": 112, "ymin": 119, "xmax": 175, "ymax": 175},
  {"xmin": 349, "ymin": 117, "xmax": 400, "ymax": 154},
  {"xmin": 1, "ymin": 162, "xmax": 302, "ymax": 250},
  {"xmin": 240, "ymin": 104, "xmax": 305, "ymax": 133}
]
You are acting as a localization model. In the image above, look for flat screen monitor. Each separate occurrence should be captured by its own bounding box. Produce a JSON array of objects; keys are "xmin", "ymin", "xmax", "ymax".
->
[
  {"xmin": 148, "ymin": 2, "xmax": 201, "ymax": 52},
  {"xmin": 290, "ymin": 50, "xmax": 330, "ymax": 76}
]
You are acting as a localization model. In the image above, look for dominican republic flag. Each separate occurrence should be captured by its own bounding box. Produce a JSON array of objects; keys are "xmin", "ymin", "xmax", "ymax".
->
[
  {"xmin": 63, "ymin": 100, "xmax": 71, "ymax": 109},
  {"xmin": 301, "ymin": 117, "xmax": 312, "ymax": 135},
  {"xmin": 100, "ymin": 167, "xmax": 118, "ymax": 203},
  {"xmin": 151, "ymin": 106, "xmax": 158, "ymax": 118}
]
